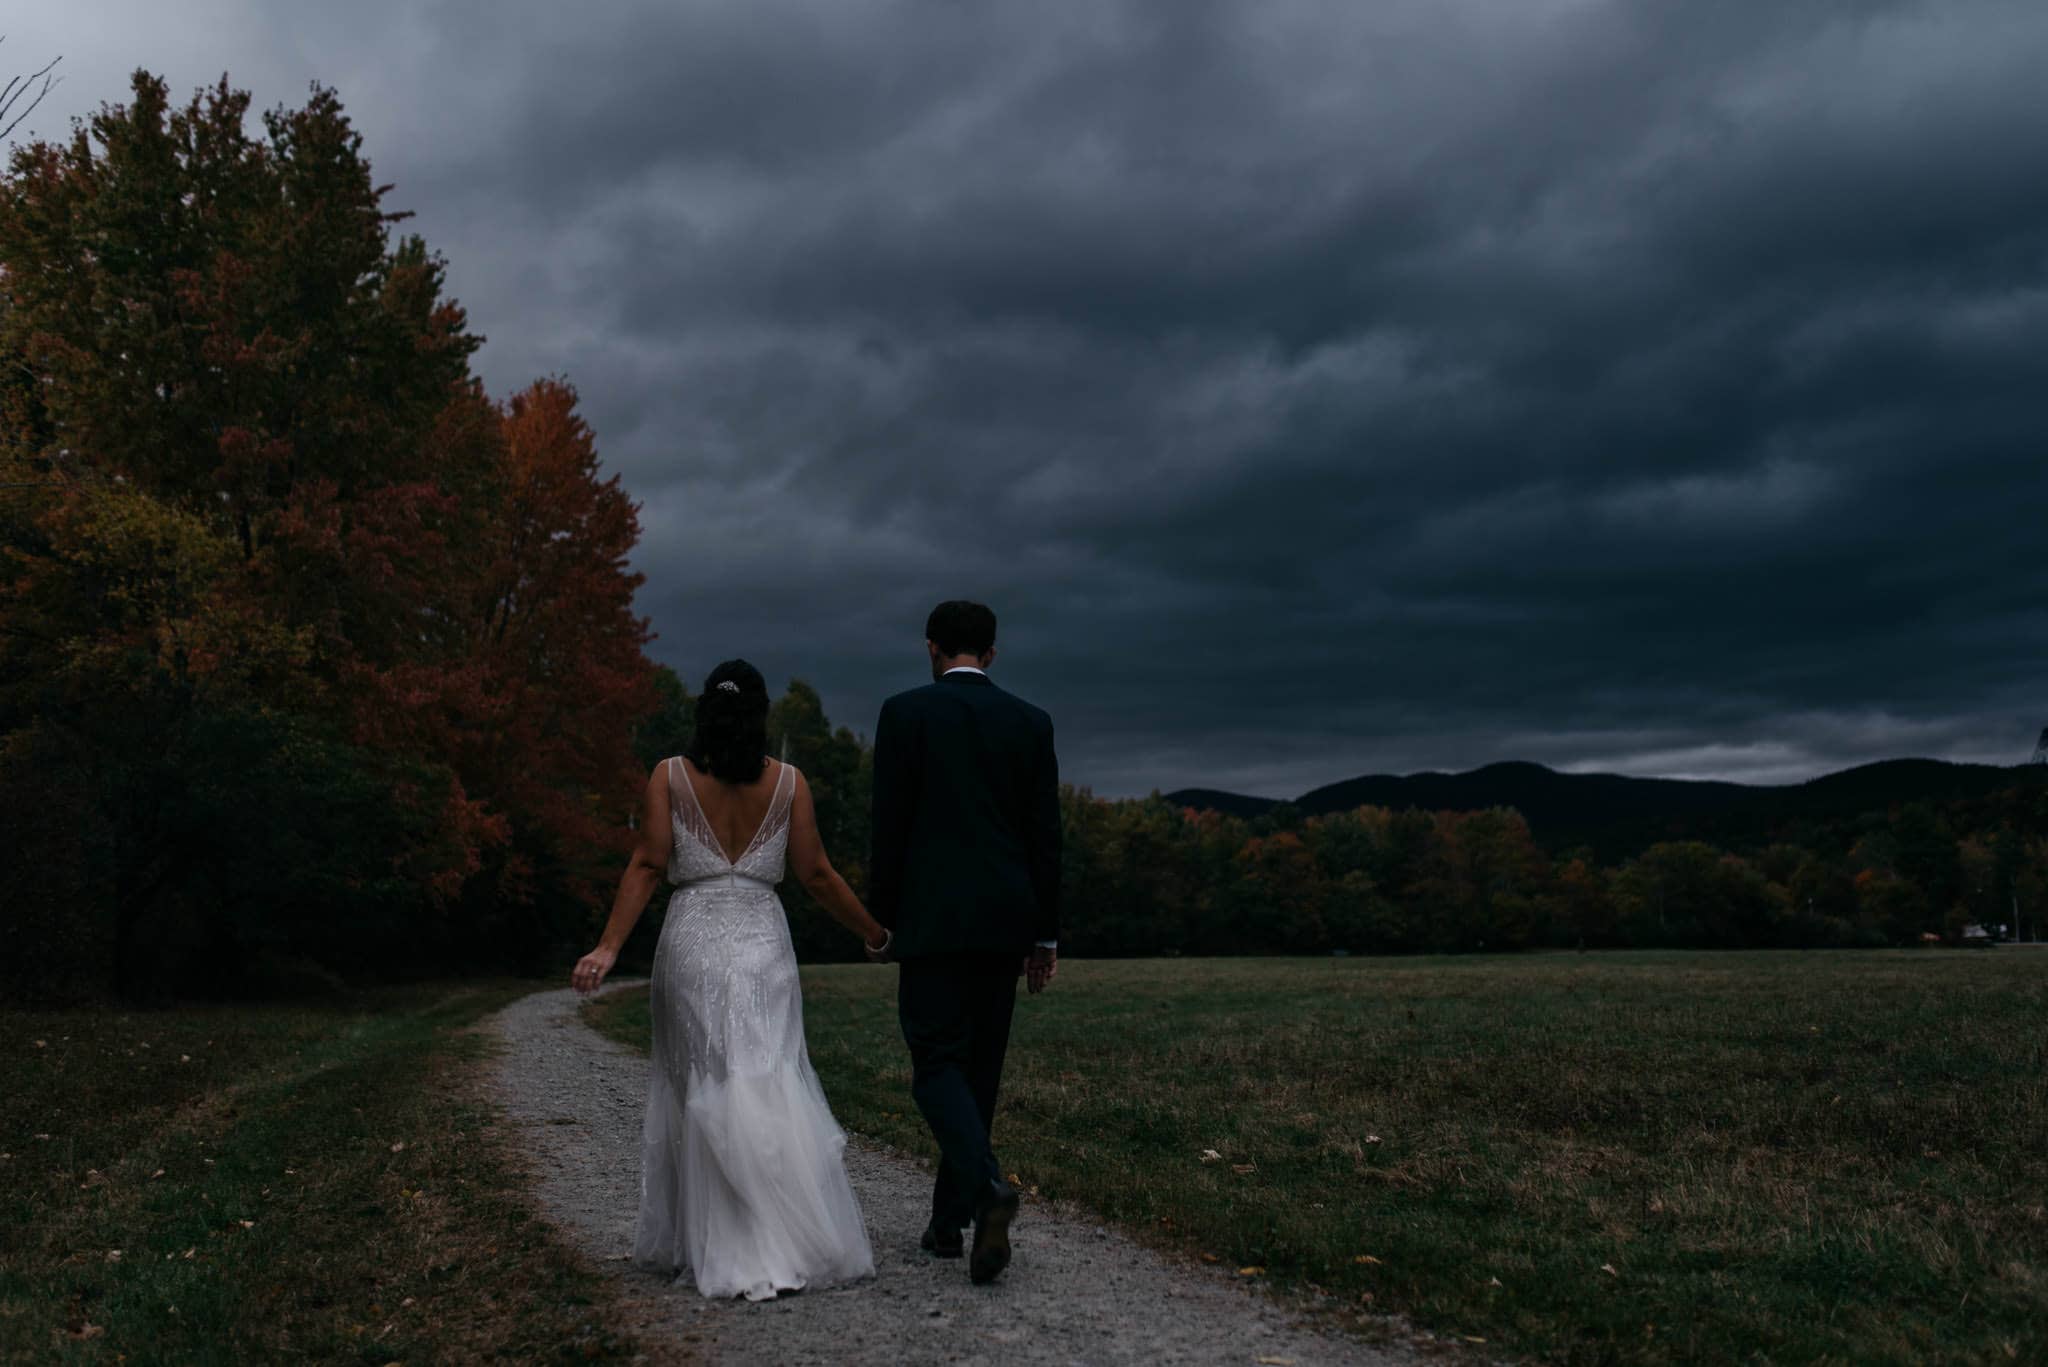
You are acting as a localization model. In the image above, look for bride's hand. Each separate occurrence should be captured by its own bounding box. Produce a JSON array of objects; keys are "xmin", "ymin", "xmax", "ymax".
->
[{"xmin": 572, "ymin": 946, "xmax": 617, "ymax": 996}]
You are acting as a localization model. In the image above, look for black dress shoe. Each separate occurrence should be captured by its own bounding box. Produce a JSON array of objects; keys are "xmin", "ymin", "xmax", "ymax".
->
[
  {"xmin": 969, "ymin": 1180, "xmax": 1020, "ymax": 1285},
  {"xmin": 920, "ymin": 1221, "xmax": 964, "ymax": 1258}
]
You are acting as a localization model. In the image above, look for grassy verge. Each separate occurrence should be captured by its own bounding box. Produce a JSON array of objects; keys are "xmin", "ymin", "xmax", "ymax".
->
[
  {"xmin": 588, "ymin": 950, "xmax": 2046, "ymax": 1365},
  {"xmin": 2, "ymin": 980, "xmax": 677, "ymax": 1366}
]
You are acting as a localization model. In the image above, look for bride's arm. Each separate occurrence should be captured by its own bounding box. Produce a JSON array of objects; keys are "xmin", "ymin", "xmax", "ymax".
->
[
  {"xmin": 573, "ymin": 762, "xmax": 675, "ymax": 994},
  {"xmin": 786, "ymin": 769, "xmax": 889, "ymax": 951}
]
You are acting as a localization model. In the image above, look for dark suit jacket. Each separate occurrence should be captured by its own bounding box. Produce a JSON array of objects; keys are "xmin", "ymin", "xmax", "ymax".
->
[{"xmin": 868, "ymin": 671, "xmax": 1061, "ymax": 958}]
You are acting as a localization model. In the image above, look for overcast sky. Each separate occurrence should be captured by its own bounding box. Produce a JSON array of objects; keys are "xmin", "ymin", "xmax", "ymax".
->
[{"xmin": 10, "ymin": 2, "xmax": 2047, "ymax": 795}]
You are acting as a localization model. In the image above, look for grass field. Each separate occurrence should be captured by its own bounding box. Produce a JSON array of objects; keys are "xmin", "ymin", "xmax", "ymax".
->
[
  {"xmin": 1, "ymin": 981, "xmax": 675, "ymax": 1366},
  {"xmin": 590, "ymin": 950, "xmax": 2047, "ymax": 1365}
]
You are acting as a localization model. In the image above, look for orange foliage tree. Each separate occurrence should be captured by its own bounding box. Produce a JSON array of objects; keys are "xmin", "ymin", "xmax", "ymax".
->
[{"xmin": 0, "ymin": 71, "xmax": 654, "ymax": 997}]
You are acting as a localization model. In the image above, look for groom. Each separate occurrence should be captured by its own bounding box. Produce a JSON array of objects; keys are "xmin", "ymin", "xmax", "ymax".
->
[{"xmin": 868, "ymin": 599, "xmax": 1061, "ymax": 1285}]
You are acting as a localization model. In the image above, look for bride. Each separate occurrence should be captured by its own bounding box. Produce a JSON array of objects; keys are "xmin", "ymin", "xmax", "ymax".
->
[{"xmin": 571, "ymin": 658, "xmax": 890, "ymax": 1300}]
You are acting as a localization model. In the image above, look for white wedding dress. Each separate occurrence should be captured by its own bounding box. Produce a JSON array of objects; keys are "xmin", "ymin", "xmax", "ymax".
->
[{"xmin": 632, "ymin": 757, "xmax": 875, "ymax": 1300}]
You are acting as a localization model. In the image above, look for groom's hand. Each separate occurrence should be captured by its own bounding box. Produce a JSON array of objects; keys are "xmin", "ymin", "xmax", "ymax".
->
[{"xmin": 1023, "ymin": 946, "xmax": 1057, "ymax": 995}]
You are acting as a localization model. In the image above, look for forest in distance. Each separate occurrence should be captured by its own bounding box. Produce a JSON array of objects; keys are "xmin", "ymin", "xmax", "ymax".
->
[
  {"xmin": 643, "ymin": 671, "xmax": 2048, "ymax": 967},
  {"xmin": 6, "ymin": 71, "xmax": 2044, "ymax": 1005}
]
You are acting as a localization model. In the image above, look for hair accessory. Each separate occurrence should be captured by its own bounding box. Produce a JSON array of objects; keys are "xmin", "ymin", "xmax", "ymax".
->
[{"xmin": 716, "ymin": 680, "xmax": 741, "ymax": 694}]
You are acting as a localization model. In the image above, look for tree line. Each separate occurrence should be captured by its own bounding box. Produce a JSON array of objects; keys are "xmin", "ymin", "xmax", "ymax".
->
[{"xmin": 643, "ymin": 672, "xmax": 2048, "ymax": 965}]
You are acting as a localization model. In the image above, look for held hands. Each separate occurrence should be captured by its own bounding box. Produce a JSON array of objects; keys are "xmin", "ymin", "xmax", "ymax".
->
[
  {"xmin": 1022, "ymin": 946, "xmax": 1057, "ymax": 995},
  {"xmin": 572, "ymin": 945, "xmax": 617, "ymax": 996}
]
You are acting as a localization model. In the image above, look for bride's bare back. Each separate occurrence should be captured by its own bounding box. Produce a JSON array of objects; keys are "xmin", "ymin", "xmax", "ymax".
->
[{"xmin": 676, "ymin": 755, "xmax": 785, "ymax": 866}]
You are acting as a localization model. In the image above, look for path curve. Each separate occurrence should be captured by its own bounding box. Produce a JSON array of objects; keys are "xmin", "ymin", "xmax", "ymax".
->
[{"xmin": 486, "ymin": 980, "xmax": 1432, "ymax": 1367}]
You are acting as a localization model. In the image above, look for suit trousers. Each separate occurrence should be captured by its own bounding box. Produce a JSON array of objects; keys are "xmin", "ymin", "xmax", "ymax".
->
[{"xmin": 896, "ymin": 951, "xmax": 1021, "ymax": 1230}]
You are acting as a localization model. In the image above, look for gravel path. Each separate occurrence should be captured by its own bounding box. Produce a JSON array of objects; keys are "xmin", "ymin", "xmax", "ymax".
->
[{"xmin": 485, "ymin": 980, "xmax": 1435, "ymax": 1367}]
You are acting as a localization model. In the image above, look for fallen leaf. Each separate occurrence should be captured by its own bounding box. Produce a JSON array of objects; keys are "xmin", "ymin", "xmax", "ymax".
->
[
  {"xmin": 180, "ymin": 1054, "xmax": 191, "ymax": 1064},
  {"xmin": 1352, "ymin": 1254, "xmax": 1382, "ymax": 1265},
  {"xmin": 1487, "ymin": 1276, "xmax": 1503, "ymax": 1287},
  {"xmin": 238, "ymin": 1220, "xmax": 255, "ymax": 1229},
  {"xmin": 33, "ymin": 1040, "xmax": 45, "ymax": 1048},
  {"xmin": 181, "ymin": 1247, "xmax": 196, "ymax": 1259},
  {"xmin": 1201, "ymin": 1253, "xmax": 1220, "ymax": 1263},
  {"xmin": 1363, "ymin": 1134, "xmax": 1382, "ymax": 1144},
  {"xmin": 33, "ymin": 1133, "xmax": 50, "ymax": 1141},
  {"xmin": 1464, "ymin": 1336, "xmax": 1487, "ymax": 1344},
  {"xmin": 1238, "ymin": 1265, "xmax": 1265, "ymax": 1277},
  {"xmin": 1256, "ymin": 1358, "xmax": 1297, "ymax": 1365},
  {"xmin": 1601, "ymin": 1263, "xmax": 1619, "ymax": 1277},
  {"xmin": 1199, "ymin": 1149, "xmax": 1222, "ymax": 1163},
  {"xmin": 105, "ymin": 1249, "xmax": 123, "ymax": 1262},
  {"xmin": 150, "ymin": 1169, "xmax": 165, "ymax": 1180},
  {"xmin": 400, "ymin": 1297, "xmax": 416, "ymax": 1308},
  {"xmin": 1231, "ymin": 1164, "xmax": 1257, "ymax": 1175},
  {"xmin": 68, "ymin": 1322, "xmax": 103, "ymax": 1340},
  {"xmin": 390, "ymin": 1142, "xmax": 406, "ymax": 1153}
]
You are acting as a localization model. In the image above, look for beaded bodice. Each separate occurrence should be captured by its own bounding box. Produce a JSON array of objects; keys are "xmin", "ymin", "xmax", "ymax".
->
[{"xmin": 665, "ymin": 756, "xmax": 792, "ymax": 888}]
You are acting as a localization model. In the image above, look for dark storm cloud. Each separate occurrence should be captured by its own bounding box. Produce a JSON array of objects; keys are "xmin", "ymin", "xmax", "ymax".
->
[{"xmin": 14, "ymin": 0, "xmax": 2048, "ymax": 793}]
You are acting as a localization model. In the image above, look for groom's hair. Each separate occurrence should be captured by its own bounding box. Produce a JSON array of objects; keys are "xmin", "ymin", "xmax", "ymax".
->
[{"xmin": 926, "ymin": 600, "xmax": 996, "ymax": 657}]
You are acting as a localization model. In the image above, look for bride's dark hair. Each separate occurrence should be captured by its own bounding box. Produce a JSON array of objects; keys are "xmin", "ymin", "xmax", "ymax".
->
[{"xmin": 688, "ymin": 659, "xmax": 769, "ymax": 784}]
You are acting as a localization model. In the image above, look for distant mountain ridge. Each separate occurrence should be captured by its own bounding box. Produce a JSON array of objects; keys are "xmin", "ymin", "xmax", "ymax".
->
[{"xmin": 1163, "ymin": 758, "xmax": 2048, "ymax": 858}]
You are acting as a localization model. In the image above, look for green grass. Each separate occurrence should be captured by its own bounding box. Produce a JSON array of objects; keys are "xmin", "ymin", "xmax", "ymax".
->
[
  {"xmin": 588, "ymin": 950, "xmax": 2048, "ymax": 1365},
  {"xmin": 1, "ymin": 981, "xmax": 678, "ymax": 1366}
]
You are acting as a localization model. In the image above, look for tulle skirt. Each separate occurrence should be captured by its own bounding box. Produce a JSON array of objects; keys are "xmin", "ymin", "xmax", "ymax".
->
[{"xmin": 631, "ymin": 885, "xmax": 875, "ymax": 1300}]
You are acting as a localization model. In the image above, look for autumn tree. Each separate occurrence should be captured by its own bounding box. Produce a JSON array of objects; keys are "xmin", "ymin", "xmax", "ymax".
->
[{"xmin": 1, "ymin": 72, "xmax": 654, "ymax": 997}]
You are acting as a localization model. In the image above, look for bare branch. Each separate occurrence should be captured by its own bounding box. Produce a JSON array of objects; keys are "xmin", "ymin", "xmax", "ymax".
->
[{"xmin": 0, "ymin": 38, "xmax": 63, "ymax": 144}]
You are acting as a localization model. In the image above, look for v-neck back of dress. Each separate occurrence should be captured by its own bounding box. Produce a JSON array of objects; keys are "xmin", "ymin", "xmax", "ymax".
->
[{"xmin": 665, "ymin": 756, "xmax": 794, "ymax": 886}]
